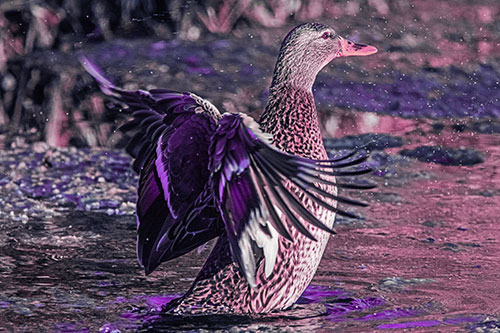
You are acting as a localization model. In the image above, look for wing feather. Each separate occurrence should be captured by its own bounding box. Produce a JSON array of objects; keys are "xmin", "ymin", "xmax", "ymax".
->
[
  {"xmin": 80, "ymin": 56, "xmax": 225, "ymax": 274},
  {"xmin": 210, "ymin": 113, "xmax": 374, "ymax": 286},
  {"xmin": 81, "ymin": 56, "xmax": 374, "ymax": 283}
]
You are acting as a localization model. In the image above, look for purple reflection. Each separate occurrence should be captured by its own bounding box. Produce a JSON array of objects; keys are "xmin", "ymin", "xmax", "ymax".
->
[
  {"xmin": 120, "ymin": 311, "xmax": 160, "ymax": 321},
  {"xmin": 101, "ymin": 293, "xmax": 182, "ymax": 331},
  {"xmin": 357, "ymin": 307, "xmax": 421, "ymax": 321},
  {"xmin": 145, "ymin": 295, "xmax": 180, "ymax": 311},
  {"xmin": 111, "ymin": 293, "xmax": 180, "ymax": 309},
  {"xmin": 99, "ymin": 324, "xmax": 119, "ymax": 333},
  {"xmin": 186, "ymin": 66, "xmax": 215, "ymax": 75},
  {"xmin": 54, "ymin": 322, "xmax": 89, "ymax": 332},
  {"xmin": 378, "ymin": 320, "xmax": 442, "ymax": 329},
  {"xmin": 377, "ymin": 316, "xmax": 482, "ymax": 329},
  {"xmin": 296, "ymin": 285, "xmax": 347, "ymax": 304},
  {"xmin": 443, "ymin": 316, "xmax": 481, "ymax": 324},
  {"xmin": 150, "ymin": 41, "xmax": 168, "ymax": 52},
  {"xmin": 326, "ymin": 297, "xmax": 385, "ymax": 321},
  {"xmin": 210, "ymin": 39, "xmax": 230, "ymax": 50}
]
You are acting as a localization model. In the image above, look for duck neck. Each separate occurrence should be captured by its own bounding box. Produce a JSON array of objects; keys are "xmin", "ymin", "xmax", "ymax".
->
[
  {"xmin": 259, "ymin": 84, "xmax": 325, "ymax": 159},
  {"xmin": 269, "ymin": 50, "xmax": 319, "ymax": 92}
]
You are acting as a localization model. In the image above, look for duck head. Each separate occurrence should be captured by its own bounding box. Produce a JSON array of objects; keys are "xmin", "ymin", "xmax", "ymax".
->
[{"xmin": 271, "ymin": 22, "xmax": 377, "ymax": 91}]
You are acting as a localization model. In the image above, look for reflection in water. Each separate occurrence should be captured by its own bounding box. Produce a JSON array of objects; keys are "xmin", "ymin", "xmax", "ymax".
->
[
  {"xmin": 1, "ymin": 114, "xmax": 499, "ymax": 331},
  {"xmin": 323, "ymin": 109, "xmax": 437, "ymax": 139}
]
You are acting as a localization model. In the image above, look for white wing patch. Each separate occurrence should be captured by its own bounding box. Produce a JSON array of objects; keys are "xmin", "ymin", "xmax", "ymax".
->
[
  {"xmin": 238, "ymin": 205, "xmax": 279, "ymax": 288},
  {"xmin": 238, "ymin": 230, "xmax": 257, "ymax": 287},
  {"xmin": 263, "ymin": 222, "xmax": 279, "ymax": 278}
]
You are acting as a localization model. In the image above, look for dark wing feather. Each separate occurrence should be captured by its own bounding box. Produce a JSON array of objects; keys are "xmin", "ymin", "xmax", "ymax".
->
[
  {"xmin": 136, "ymin": 111, "xmax": 223, "ymax": 273},
  {"xmin": 80, "ymin": 56, "xmax": 224, "ymax": 274},
  {"xmin": 209, "ymin": 113, "xmax": 374, "ymax": 287},
  {"xmin": 133, "ymin": 108, "xmax": 223, "ymax": 273}
]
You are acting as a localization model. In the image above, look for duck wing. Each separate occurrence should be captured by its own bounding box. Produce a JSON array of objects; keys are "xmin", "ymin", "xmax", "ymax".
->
[
  {"xmin": 210, "ymin": 113, "xmax": 374, "ymax": 287},
  {"xmin": 122, "ymin": 93, "xmax": 224, "ymax": 274},
  {"xmin": 81, "ymin": 57, "xmax": 374, "ymax": 285},
  {"xmin": 80, "ymin": 57, "xmax": 223, "ymax": 274},
  {"xmin": 131, "ymin": 95, "xmax": 223, "ymax": 274}
]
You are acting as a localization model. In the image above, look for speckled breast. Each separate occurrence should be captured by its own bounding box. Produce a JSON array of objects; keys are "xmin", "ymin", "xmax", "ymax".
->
[{"xmin": 166, "ymin": 86, "xmax": 337, "ymax": 314}]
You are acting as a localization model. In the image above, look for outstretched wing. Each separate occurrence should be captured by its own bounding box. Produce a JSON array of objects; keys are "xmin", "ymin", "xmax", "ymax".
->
[
  {"xmin": 133, "ymin": 103, "xmax": 222, "ymax": 274},
  {"xmin": 210, "ymin": 113, "xmax": 374, "ymax": 287},
  {"xmin": 80, "ymin": 57, "xmax": 223, "ymax": 274}
]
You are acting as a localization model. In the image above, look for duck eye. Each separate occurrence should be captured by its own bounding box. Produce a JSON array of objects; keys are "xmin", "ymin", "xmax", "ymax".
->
[{"xmin": 321, "ymin": 32, "xmax": 330, "ymax": 39}]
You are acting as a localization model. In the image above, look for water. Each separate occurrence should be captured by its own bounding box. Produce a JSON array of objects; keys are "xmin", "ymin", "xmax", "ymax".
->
[
  {"xmin": 1, "ymin": 114, "xmax": 499, "ymax": 332},
  {"xmin": 1, "ymin": 0, "xmax": 499, "ymax": 329}
]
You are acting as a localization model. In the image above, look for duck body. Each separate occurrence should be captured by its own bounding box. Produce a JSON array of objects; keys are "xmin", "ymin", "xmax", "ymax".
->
[
  {"xmin": 81, "ymin": 22, "xmax": 377, "ymax": 314},
  {"xmin": 169, "ymin": 86, "xmax": 333, "ymax": 314}
]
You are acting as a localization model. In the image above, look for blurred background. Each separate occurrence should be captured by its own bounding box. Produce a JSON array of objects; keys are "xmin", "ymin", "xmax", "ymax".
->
[
  {"xmin": 1, "ymin": 0, "xmax": 498, "ymax": 149},
  {"xmin": 1, "ymin": 1, "xmax": 500, "ymax": 331}
]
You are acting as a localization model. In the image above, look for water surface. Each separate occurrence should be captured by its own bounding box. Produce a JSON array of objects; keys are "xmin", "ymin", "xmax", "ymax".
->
[{"xmin": 1, "ymin": 115, "xmax": 499, "ymax": 332}]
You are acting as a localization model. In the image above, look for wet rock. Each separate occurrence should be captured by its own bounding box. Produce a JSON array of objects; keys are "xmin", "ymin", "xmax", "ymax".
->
[
  {"xmin": 443, "ymin": 242, "xmax": 461, "ymax": 252},
  {"xmin": 362, "ymin": 151, "xmax": 410, "ymax": 178},
  {"xmin": 360, "ymin": 306, "xmax": 424, "ymax": 322},
  {"xmin": 377, "ymin": 318, "xmax": 479, "ymax": 330},
  {"xmin": 378, "ymin": 277, "xmax": 434, "ymax": 291},
  {"xmin": 326, "ymin": 297, "xmax": 385, "ymax": 318},
  {"xmin": 0, "ymin": 173, "xmax": 10, "ymax": 186},
  {"xmin": 431, "ymin": 123, "xmax": 445, "ymax": 132},
  {"xmin": 452, "ymin": 124, "xmax": 467, "ymax": 132},
  {"xmin": 468, "ymin": 120, "xmax": 500, "ymax": 134},
  {"xmin": 315, "ymin": 65, "xmax": 500, "ymax": 119},
  {"xmin": 372, "ymin": 192, "xmax": 403, "ymax": 203},
  {"xmin": 476, "ymin": 189, "xmax": 498, "ymax": 197},
  {"xmin": 33, "ymin": 142, "xmax": 49, "ymax": 153},
  {"xmin": 423, "ymin": 220, "xmax": 440, "ymax": 227},
  {"xmin": 53, "ymin": 194, "xmax": 80, "ymax": 208},
  {"xmin": 469, "ymin": 318, "xmax": 500, "ymax": 332},
  {"xmin": 334, "ymin": 212, "xmax": 366, "ymax": 227},
  {"xmin": 459, "ymin": 242, "xmax": 481, "ymax": 248},
  {"xmin": 324, "ymin": 133, "xmax": 403, "ymax": 151},
  {"xmin": 0, "ymin": 145, "xmax": 137, "ymax": 222},
  {"xmin": 399, "ymin": 146, "xmax": 484, "ymax": 166}
]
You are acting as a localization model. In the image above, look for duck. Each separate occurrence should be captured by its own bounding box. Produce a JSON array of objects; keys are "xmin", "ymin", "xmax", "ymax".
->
[{"xmin": 80, "ymin": 22, "xmax": 377, "ymax": 314}]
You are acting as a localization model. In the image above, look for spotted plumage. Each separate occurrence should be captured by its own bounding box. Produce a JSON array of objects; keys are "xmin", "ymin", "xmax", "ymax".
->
[{"xmin": 80, "ymin": 22, "xmax": 377, "ymax": 314}]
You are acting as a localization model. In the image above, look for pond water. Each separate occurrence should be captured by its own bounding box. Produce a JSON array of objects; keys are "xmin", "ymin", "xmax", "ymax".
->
[{"xmin": 1, "ymin": 113, "xmax": 499, "ymax": 332}]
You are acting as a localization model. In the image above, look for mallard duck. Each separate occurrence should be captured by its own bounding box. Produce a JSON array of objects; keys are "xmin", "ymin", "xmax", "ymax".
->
[{"xmin": 81, "ymin": 22, "xmax": 377, "ymax": 314}]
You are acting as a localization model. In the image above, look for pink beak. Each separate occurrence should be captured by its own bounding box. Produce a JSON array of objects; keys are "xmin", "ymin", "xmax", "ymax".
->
[{"xmin": 338, "ymin": 37, "xmax": 378, "ymax": 57}]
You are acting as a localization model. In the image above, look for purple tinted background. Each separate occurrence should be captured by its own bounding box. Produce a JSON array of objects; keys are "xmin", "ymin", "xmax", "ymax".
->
[{"xmin": 1, "ymin": 0, "xmax": 500, "ymax": 331}]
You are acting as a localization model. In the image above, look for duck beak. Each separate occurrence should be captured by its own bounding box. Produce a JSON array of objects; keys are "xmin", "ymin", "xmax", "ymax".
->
[{"xmin": 338, "ymin": 37, "xmax": 378, "ymax": 57}]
